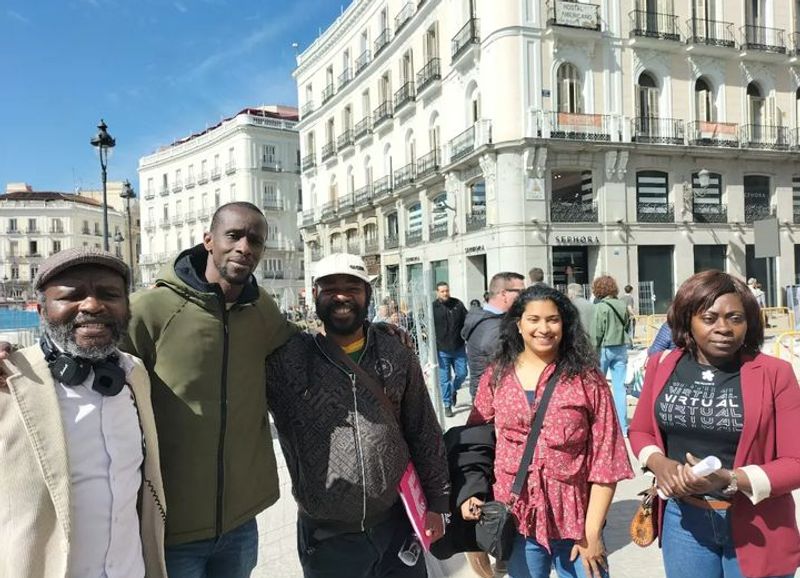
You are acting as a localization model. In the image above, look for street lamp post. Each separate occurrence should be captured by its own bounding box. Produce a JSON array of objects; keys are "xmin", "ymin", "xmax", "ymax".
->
[
  {"xmin": 90, "ymin": 119, "xmax": 116, "ymax": 251},
  {"xmin": 120, "ymin": 180, "xmax": 135, "ymax": 286}
]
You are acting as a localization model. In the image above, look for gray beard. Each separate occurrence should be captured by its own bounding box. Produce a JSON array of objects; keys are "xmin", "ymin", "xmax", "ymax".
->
[{"xmin": 40, "ymin": 317, "xmax": 123, "ymax": 362}]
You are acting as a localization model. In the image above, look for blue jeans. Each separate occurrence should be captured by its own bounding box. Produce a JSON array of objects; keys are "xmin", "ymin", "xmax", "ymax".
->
[
  {"xmin": 165, "ymin": 518, "xmax": 259, "ymax": 578},
  {"xmin": 600, "ymin": 345, "xmax": 628, "ymax": 434},
  {"xmin": 437, "ymin": 346, "xmax": 468, "ymax": 408},
  {"xmin": 508, "ymin": 533, "xmax": 609, "ymax": 578},
  {"xmin": 662, "ymin": 500, "xmax": 793, "ymax": 578}
]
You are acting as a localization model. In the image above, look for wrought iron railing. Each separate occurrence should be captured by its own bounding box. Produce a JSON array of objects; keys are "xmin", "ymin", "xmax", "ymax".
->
[
  {"xmin": 687, "ymin": 18, "xmax": 735, "ymax": 47},
  {"xmin": 225, "ymin": 161, "xmax": 236, "ymax": 175},
  {"xmin": 549, "ymin": 111, "xmax": 611, "ymax": 141},
  {"xmin": 373, "ymin": 101, "xmax": 394, "ymax": 128},
  {"xmin": 373, "ymin": 175, "xmax": 393, "ymax": 198},
  {"xmin": 452, "ymin": 18, "xmax": 480, "ymax": 60},
  {"xmin": 416, "ymin": 58, "xmax": 441, "ymax": 93},
  {"xmin": 384, "ymin": 234, "xmax": 399, "ymax": 249},
  {"xmin": 302, "ymin": 153, "xmax": 316, "ymax": 171},
  {"xmin": 320, "ymin": 201, "xmax": 337, "ymax": 220},
  {"xmin": 629, "ymin": 10, "xmax": 680, "ymax": 41},
  {"xmin": 365, "ymin": 238, "xmax": 379, "ymax": 253},
  {"xmin": 688, "ymin": 121, "xmax": 738, "ymax": 147},
  {"xmin": 740, "ymin": 25, "xmax": 786, "ymax": 53},
  {"xmin": 792, "ymin": 32, "xmax": 800, "ymax": 56},
  {"xmin": 429, "ymin": 222, "xmax": 448, "ymax": 240},
  {"xmin": 198, "ymin": 171, "xmax": 209, "ymax": 184},
  {"xmin": 355, "ymin": 50, "xmax": 371, "ymax": 75},
  {"xmin": 185, "ymin": 176, "xmax": 195, "ymax": 188},
  {"xmin": 466, "ymin": 211, "xmax": 487, "ymax": 232},
  {"xmin": 354, "ymin": 116, "xmax": 372, "ymax": 140},
  {"xmin": 546, "ymin": 0, "xmax": 600, "ymax": 30},
  {"xmin": 337, "ymin": 130, "xmax": 354, "ymax": 150},
  {"xmin": 374, "ymin": 28, "xmax": 391, "ymax": 56},
  {"xmin": 300, "ymin": 101, "xmax": 315, "ymax": 117},
  {"xmin": 321, "ymin": 141, "xmax": 336, "ymax": 162},
  {"xmin": 322, "ymin": 83, "xmax": 335, "ymax": 104},
  {"xmin": 632, "ymin": 117, "xmax": 685, "ymax": 145},
  {"xmin": 740, "ymin": 124, "xmax": 789, "ymax": 150},
  {"xmin": 338, "ymin": 68, "xmax": 352, "ymax": 90},
  {"xmin": 550, "ymin": 201, "xmax": 598, "ymax": 223},
  {"xmin": 395, "ymin": 2, "xmax": 415, "ymax": 33},
  {"xmin": 394, "ymin": 163, "xmax": 416, "ymax": 189},
  {"xmin": 394, "ymin": 81, "xmax": 416, "ymax": 110},
  {"xmin": 354, "ymin": 185, "xmax": 373, "ymax": 207},
  {"xmin": 793, "ymin": 205, "xmax": 800, "ymax": 225},
  {"xmin": 338, "ymin": 194, "xmax": 354, "ymax": 215},
  {"xmin": 406, "ymin": 229, "xmax": 423, "ymax": 245},
  {"xmin": 302, "ymin": 210, "xmax": 316, "ymax": 226},
  {"xmin": 417, "ymin": 149, "xmax": 440, "ymax": 178},
  {"xmin": 744, "ymin": 204, "xmax": 774, "ymax": 224},
  {"xmin": 636, "ymin": 202, "xmax": 674, "ymax": 223},
  {"xmin": 159, "ymin": 186, "xmax": 169, "ymax": 196},
  {"xmin": 793, "ymin": 127, "xmax": 800, "ymax": 149}
]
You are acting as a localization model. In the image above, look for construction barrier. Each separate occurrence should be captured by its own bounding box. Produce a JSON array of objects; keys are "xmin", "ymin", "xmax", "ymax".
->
[
  {"xmin": 631, "ymin": 314, "xmax": 667, "ymax": 349},
  {"xmin": 762, "ymin": 307, "xmax": 795, "ymax": 337},
  {"xmin": 773, "ymin": 331, "xmax": 800, "ymax": 362}
]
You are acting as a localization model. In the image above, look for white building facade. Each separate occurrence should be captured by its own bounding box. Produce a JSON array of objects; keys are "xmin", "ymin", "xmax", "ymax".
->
[
  {"xmin": 0, "ymin": 185, "xmax": 127, "ymax": 302},
  {"xmin": 137, "ymin": 107, "xmax": 304, "ymax": 307},
  {"xmin": 296, "ymin": 0, "xmax": 800, "ymax": 312}
]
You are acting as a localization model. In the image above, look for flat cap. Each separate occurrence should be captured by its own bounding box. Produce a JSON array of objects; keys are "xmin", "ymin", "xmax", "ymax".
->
[{"xmin": 34, "ymin": 247, "xmax": 130, "ymax": 291}]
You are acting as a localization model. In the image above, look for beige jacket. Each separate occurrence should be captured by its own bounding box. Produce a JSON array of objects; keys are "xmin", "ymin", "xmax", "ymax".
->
[{"xmin": 0, "ymin": 345, "xmax": 167, "ymax": 578}]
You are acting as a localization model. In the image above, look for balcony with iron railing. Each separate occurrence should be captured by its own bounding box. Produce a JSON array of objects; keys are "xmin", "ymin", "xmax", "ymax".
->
[
  {"xmin": 793, "ymin": 204, "xmax": 800, "ymax": 225},
  {"xmin": 373, "ymin": 101, "xmax": 394, "ymax": 128},
  {"xmin": 374, "ymin": 28, "xmax": 391, "ymax": 56},
  {"xmin": 300, "ymin": 101, "xmax": 315, "ymax": 118},
  {"xmin": 321, "ymin": 141, "xmax": 337, "ymax": 162},
  {"xmin": 354, "ymin": 116, "xmax": 373, "ymax": 141},
  {"xmin": 449, "ymin": 120, "xmax": 492, "ymax": 162},
  {"xmin": 688, "ymin": 121, "xmax": 739, "ymax": 147},
  {"xmin": 263, "ymin": 196, "xmax": 283, "ymax": 211},
  {"xmin": 338, "ymin": 194, "xmax": 355, "ymax": 216},
  {"xmin": 144, "ymin": 189, "xmax": 155, "ymax": 200},
  {"xmin": 365, "ymin": 237, "xmax": 379, "ymax": 253},
  {"xmin": 159, "ymin": 186, "xmax": 169, "ymax": 197},
  {"xmin": 211, "ymin": 167, "xmax": 221, "ymax": 180},
  {"xmin": 322, "ymin": 83, "xmax": 335, "ymax": 104},
  {"xmin": 546, "ymin": 0, "xmax": 600, "ymax": 31},
  {"xmin": 185, "ymin": 176, "xmax": 196, "ymax": 188},
  {"xmin": 793, "ymin": 127, "xmax": 800, "ymax": 149},
  {"xmin": 354, "ymin": 184, "xmax": 373, "ymax": 208},
  {"xmin": 745, "ymin": 204, "xmax": 774, "ymax": 224},
  {"xmin": 740, "ymin": 25, "xmax": 786, "ymax": 53},
  {"xmin": 159, "ymin": 219, "xmax": 170, "ymax": 229},
  {"xmin": 466, "ymin": 211, "xmax": 487, "ymax": 232},
  {"xmin": 373, "ymin": 175, "xmax": 393, "ymax": 199},
  {"xmin": 550, "ymin": 201, "xmax": 598, "ymax": 223},
  {"xmin": 693, "ymin": 202, "xmax": 727, "ymax": 224},
  {"xmin": 337, "ymin": 129, "xmax": 354, "ymax": 151},
  {"xmin": 394, "ymin": 81, "xmax": 416, "ymax": 111},
  {"xmin": 143, "ymin": 220, "xmax": 156, "ymax": 232},
  {"xmin": 394, "ymin": 163, "xmax": 416, "ymax": 189},
  {"xmin": 740, "ymin": 124, "xmax": 789, "ymax": 150},
  {"xmin": 429, "ymin": 221, "xmax": 448, "ymax": 241},
  {"xmin": 416, "ymin": 58, "xmax": 441, "ymax": 93},
  {"xmin": 261, "ymin": 157, "xmax": 282, "ymax": 171},
  {"xmin": 346, "ymin": 237, "xmax": 360, "ymax": 254},
  {"xmin": 629, "ymin": 10, "xmax": 680, "ymax": 41},
  {"xmin": 384, "ymin": 234, "xmax": 399, "ymax": 250},
  {"xmin": 320, "ymin": 201, "xmax": 337, "ymax": 221},
  {"xmin": 263, "ymin": 270, "xmax": 285, "ymax": 280},
  {"xmin": 395, "ymin": 2, "xmax": 415, "ymax": 33},
  {"xmin": 302, "ymin": 210, "xmax": 316, "ymax": 226},
  {"xmin": 632, "ymin": 117, "xmax": 685, "ymax": 145},
  {"xmin": 225, "ymin": 161, "xmax": 236, "ymax": 174},
  {"xmin": 548, "ymin": 111, "xmax": 611, "ymax": 141},
  {"xmin": 172, "ymin": 214, "xmax": 184, "ymax": 226},
  {"xmin": 338, "ymin": 68, "xmax": 353, "ymax": 90},
  {"xmin": 452, "ymin": 18, "xmax": 480, "ymax": 61},
  {"xmin": 198, "ymin": 171, "xmax": 209, "ymax": 184},
  {"xmin": 172, "ymin": 181, "xmax": 183, "ymax": 193},
  {"xmin": 302, "ymin": 153, "xmax": 316, "ymax": 171},
  {"xmin": 355, "ymin": 49, "xmax": 371, "ymax": 75},
  {"xmin": 792, "ymin": 32, "xmax": 800, "ymax": 56},
  {"xmin": 637, "ymin": 202, "xmax": 674, "ymax": 223},
  {"xmin": 687, "ymin": 18, "xmax": 735, "ymax": 47},
  {"xmin": 406, "ymin": 228, "xmax": 423, "ymax": 246},
  {"xmin": 416, "ymin": 149, "xmax": 440, "ymax": 179},
  {"xmin": 185, "ymin": 212, "xmax": 197, "ymax": 223}
]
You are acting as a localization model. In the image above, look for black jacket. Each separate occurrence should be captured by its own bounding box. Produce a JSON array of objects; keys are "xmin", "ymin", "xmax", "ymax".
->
[
  {"xmin": 461, "ymin": 308, "xmax": 504, "ymax": 385},
  {"xmin": 433, "ymin": 297, "xmax": 468, "ymax": 353}
]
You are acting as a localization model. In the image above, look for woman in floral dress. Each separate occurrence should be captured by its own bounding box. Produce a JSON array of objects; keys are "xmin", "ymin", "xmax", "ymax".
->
[{"xmin": 462, "ymin": 285, "xmax": 633, "ymax": 578}]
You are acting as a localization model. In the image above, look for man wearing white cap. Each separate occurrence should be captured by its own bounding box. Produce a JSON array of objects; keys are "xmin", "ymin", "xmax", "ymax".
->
[{"xmin": 266, "ymin": 253, "xmax": 450, "ymax": 578}]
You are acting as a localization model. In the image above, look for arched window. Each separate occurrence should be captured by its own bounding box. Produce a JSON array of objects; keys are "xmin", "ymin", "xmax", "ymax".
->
[
  {"xmin": 694, "ymin": 77, "xmax": 714, "ymax": 122},
  {"xmin": 330, "ymin": 233, "xmax": 343, "ymax": 253},
  {"xmin": 556, "ymin": 63, "xmax": 583, "ymax": 113},
  {"xmin": 747, "ymin": 82, "xmax": 765, "ymax": 125},
  {"xmin": 637, "ymin": 72, "xmax": 659, "ymax": 119}
]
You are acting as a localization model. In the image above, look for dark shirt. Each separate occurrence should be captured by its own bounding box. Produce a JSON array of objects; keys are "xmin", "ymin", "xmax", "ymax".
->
[
  {"xmin": 432, "ymin": 297, "xmax": 468, "ymax": 353},
  {"xmin": 656, "ymin": 354, "xmax": 744, "ymax": 473}
]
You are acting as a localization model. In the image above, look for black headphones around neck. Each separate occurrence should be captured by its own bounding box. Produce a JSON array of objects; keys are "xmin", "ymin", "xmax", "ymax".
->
[{"xmin": 40, "ymin": 334, "xmax": 127, "ymax": 397}]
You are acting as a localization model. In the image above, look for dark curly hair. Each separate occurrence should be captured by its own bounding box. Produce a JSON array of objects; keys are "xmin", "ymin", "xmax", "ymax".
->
[
  {"xmin": 490, "ymin": 285, "xmax": 598, "ymax": 388},
  {"xmin": 592, "ymin": 275, "xmax": 619, "ymax": 299},
  {"xmin": 667, "ymin": 270, "xmax": 763, "ymax": 357}
]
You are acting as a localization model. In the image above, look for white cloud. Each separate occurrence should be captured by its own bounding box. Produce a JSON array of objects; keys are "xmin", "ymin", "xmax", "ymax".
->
[{"xmin": 7, "ymin": 10, "xmax": 31, "ymax": 24}]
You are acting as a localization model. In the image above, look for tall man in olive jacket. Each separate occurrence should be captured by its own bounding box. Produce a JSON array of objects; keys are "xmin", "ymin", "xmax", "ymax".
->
[
  {"xmin": 267, "ymin": 253, "xmax": 450, "ymax": 578},
  {"xmin": 123, "ymin": 202, "xmax": 296, "ymax": 578}
]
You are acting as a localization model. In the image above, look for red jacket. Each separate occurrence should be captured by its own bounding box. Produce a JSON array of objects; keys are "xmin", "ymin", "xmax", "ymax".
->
[{"xmin": 629, "ymin": 349, "xmax": 800, "ymax": 578}]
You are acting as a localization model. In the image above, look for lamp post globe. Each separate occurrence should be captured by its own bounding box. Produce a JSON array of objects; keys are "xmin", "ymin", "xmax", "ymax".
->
[{"xmin": 90, "ymin": 119, "xmax": 116, "ymax": 251}]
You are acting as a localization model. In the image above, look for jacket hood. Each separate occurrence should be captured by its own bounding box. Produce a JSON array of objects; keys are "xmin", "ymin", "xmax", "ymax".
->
[
  {"xmin": 155, "ymin": 244, "xmax": 260, "ymax": 308},
  {"xmin": 462, "ymin": 307, "xmax": 503, "ymax": 335}
]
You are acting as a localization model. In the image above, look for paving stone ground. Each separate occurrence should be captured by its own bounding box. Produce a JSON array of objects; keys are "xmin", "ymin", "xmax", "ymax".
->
[{"xmin": 253, "ymin": 344, "xmax": 800, "ymax": 578}]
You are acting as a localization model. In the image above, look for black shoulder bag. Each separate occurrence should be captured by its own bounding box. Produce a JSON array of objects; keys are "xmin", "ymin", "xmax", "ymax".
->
[{"xmin": 475, "ymin": 367, "xmax": 560, "ymax": 561}]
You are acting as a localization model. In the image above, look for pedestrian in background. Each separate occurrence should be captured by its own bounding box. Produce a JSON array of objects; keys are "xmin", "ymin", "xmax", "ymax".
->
[
  {"xmin": 433, "ymin": 281, "xmax": 469, "ymax": 417},
  {"xmin": 567, "ymin": 283, "xmax": 593, "ymax": 336},
  {"xmin": 591, "ymin": 275, "xmax": 632, "ymax": 435},
  {"xmin": 528, "ymin": 267, "xmax": 548, "ymax": 288},
  {"xmin": 621, "ymin": 284, "xmax": 637, "ymax": 341},
  {"xmin": 630, "ymin": 270, "xmax": 800, "ymax": 578},
  {"xmin": 463, "ymin": 286, "xmax": 632, "ymax": 578}
]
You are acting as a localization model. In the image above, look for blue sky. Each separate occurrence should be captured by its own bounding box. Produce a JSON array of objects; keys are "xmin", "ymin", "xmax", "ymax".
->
[{"xmin": 0, "ymin": 0, "xmax": 345, "ymax": 193}]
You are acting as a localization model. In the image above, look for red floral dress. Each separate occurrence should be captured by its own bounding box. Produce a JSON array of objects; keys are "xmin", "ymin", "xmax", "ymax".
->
[{"xmin": 466, "ymin": 363, "xmax": 633, "ymax": 551}]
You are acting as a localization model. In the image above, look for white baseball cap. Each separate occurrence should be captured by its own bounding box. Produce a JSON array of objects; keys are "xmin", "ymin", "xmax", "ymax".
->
[{"xmin": 314, "ymin": 253, "xmax": 371, "ymax": 284}]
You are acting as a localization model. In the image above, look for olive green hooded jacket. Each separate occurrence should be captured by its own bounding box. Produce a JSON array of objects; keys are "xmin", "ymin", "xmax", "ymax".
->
[{"xmin": 123, "ymin": 244, "xmax": 296, "ymax": 545}]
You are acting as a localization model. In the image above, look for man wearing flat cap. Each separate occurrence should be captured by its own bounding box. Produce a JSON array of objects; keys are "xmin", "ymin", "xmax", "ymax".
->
[{"xmin": 0, "ymin": 248, "xmax": 167, "ymax": 578}]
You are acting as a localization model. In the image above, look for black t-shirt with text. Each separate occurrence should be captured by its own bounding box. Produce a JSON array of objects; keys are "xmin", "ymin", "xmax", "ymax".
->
[{"xmin": 655, "ymin": 354, "xmax": 744, "ymax": 472}]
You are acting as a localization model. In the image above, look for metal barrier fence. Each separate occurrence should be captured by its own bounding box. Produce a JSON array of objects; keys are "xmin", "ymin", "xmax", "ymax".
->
[
  {"xmin": 762, "ymin": 307, "xmax": 794, "ymax": 337},
  {"xmin": 631, "ymin": 314, "xmax": 667, "ymax": 349},
  {"xmin": 773, "ymin": 331, "xmax": 800, "ymax": 362}
]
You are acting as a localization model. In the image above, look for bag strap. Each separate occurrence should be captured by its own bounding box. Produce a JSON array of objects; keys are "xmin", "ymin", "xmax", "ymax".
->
[
  {"xmin": 314, "ymin": 332, "xmax": 397, "ymax": 422},
  {"xmin": 464, "ymin": 313, "xmax": 503, "ymax": 343},
  {"xmin": 509, "ymin": 367, "xmax": 561, "ymax": 499},
  {"xmin": 602, "ymin": 300, "xmax": 628, "ymax": 328}
]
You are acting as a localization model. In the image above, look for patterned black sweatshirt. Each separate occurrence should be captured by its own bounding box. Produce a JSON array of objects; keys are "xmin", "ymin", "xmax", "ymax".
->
[{"xmin": 266, "ymin": 324, "xmax": 450, "ymax": 529}]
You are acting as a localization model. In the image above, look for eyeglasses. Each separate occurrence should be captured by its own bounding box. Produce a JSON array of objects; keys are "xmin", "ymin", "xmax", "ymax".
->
[{"xmin": 504, "ymin": 288, "xmax": 522, "ymax": 294}]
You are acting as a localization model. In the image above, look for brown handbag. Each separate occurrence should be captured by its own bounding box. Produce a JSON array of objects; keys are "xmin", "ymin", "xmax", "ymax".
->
[{"xmin": 629, "ymin": 483, "xmax": 658, "ymax": 547}]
